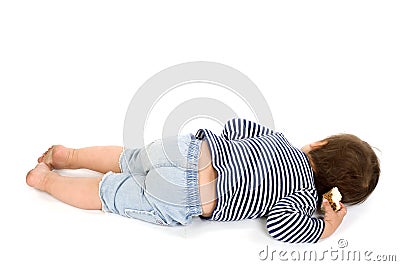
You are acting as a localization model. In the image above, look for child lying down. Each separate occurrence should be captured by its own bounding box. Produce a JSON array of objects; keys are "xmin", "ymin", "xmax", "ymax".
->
[{"xmin": 26, "ymin": 118, "xmax": 380, "ymax": 243}]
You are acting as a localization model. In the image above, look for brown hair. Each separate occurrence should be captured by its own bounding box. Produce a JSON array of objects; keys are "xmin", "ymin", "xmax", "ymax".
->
[{"xmin": 308, "ymin": 134, "xmax": 380, "ymax": 208}]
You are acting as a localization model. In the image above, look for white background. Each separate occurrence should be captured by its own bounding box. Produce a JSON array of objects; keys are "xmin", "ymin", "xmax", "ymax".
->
[{"xmin": 1, "ymin": 1, "xmax": 399, "ymax": 265}]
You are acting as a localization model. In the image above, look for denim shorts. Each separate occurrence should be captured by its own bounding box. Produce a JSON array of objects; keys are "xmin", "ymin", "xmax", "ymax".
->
[{"xmin": 99, "ymin": 134, "xmax": 203, "ymax": 226}]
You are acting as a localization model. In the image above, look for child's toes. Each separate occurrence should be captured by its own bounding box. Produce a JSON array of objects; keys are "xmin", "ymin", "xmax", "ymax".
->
[
  {"xmin": 37, "ymin": 146, "xmax": 51, "ymax": 163},
  {"xmin": 37, "ymin": 146, "xmax": 55, "ymax": 169}
]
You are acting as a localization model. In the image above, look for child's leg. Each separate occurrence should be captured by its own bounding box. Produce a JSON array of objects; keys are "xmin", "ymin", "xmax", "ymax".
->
[
  {"xmin": 26, "ymin": 163, "xmax": 102, "ymax": 210},
  {"xmin": 38, "ymin": 145, "xmax": 123, "ymax": 174}
]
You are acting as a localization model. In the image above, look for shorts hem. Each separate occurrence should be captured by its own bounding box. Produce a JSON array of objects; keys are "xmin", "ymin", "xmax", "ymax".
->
[
  {"xmin": 99, "ymin": 171, "xmax": 115, "ymax": 213},
  {"xmin": 118, "ymin": 148, "xmax": 126, "ymax": 173}
]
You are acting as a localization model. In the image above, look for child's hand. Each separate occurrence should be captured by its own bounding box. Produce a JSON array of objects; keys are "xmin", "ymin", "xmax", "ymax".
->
[{"xmin": 320, "ymin": 199, "xmax": 347, "ymax": 239}]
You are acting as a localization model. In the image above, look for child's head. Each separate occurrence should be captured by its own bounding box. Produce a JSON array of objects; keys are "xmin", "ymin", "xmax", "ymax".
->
[{"xmin": 307, "ymin": 134, "xmax": 380, "ymax": 207}]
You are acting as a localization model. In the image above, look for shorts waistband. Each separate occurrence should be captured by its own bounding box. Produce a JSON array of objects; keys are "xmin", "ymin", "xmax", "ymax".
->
[{"xmin": 186, "ymin": 134, "xmax": 203, "ymax": 216}]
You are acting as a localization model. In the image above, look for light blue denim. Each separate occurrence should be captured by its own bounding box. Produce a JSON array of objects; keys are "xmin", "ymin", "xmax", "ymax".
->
[{"xmin": 99, "ymin": 133, "xmax": 203, "ymax": 226}]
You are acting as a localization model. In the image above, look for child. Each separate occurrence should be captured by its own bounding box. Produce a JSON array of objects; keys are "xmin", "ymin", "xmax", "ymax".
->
[{"xmin": 26, "ymin": 118, "xmax": 380, "ymax": 243}]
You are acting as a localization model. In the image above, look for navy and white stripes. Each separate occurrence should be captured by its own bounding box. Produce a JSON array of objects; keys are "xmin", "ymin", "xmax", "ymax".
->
[{"xmin": 195, "ymin": 118, "xmax": 324, "ymax": 243}]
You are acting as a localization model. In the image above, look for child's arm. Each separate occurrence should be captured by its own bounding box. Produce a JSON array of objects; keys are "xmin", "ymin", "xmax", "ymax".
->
[
  {"xmin": 320, "ymin": 199, "xmax": 347, "ymax": 239},
  {"xmin": 266, "ymin": 191, "xmax": 325, "ymax": 243},
  {"xmin": 221, "ymin": 118, "xmax": 273, "ymax": 140}
]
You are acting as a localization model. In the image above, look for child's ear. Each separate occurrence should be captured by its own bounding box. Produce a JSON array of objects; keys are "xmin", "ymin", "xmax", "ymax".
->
[{"xmin": 310, "ymin": 140, "xmax": 328, "ymax": 149}]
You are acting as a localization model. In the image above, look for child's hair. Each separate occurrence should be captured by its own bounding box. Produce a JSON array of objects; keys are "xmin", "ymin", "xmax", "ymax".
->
[{"xmin": 308, "ymin": 134, "xmax": 380, "ymax": 208}]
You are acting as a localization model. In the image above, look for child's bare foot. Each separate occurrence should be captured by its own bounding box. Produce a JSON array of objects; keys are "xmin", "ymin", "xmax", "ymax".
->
[
  {"xmin": 26, "ymin": 163, "xmax": 52, "ymax": 191},
  {"xmin": 37, "ymin": 145, "xmax": 74, "ymax": 170}
]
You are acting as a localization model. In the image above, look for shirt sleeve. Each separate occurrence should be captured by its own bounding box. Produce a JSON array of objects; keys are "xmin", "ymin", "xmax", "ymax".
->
[
  {"xmin": 266, "ymin": 190, "xmax": 325, "ymax": 243},
  {"xmin": 221, "ymin": 118, "xmax": 273, "ymax": 140}
]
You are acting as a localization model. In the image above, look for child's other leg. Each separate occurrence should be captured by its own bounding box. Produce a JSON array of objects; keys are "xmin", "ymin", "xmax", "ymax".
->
[
  {"xmin": 26, "ymin": 163, "xmax": 102, "ymax": 210},
  {"xmin": 38, "ymin": 145, "xmax": 123, "ymax": 174}
]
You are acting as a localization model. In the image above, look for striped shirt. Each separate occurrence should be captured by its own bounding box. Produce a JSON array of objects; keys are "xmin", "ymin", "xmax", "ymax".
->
[{"xmin": 195, "ymin": 118, "xmax": 324, "ymax": 243}]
